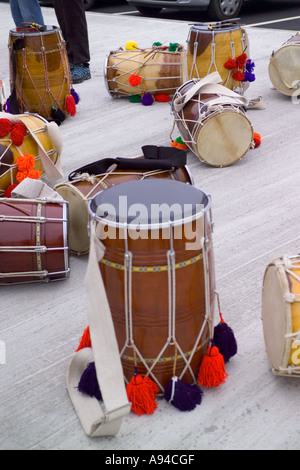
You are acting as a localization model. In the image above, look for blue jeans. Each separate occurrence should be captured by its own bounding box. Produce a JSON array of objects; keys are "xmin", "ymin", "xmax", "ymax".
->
[{"xmin": 10, "ymin": 0, "xmax": 44, "ymax": 27}]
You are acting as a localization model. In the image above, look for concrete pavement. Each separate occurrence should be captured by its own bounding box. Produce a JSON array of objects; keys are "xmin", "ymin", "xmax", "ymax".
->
[{"xmin": 0, "ymin": 3, "xmax": 300, "ymax": 450}]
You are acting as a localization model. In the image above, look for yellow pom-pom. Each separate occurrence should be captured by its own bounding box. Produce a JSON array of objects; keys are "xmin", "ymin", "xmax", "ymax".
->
[{"xmin": 125, "ymin": 40, "xmax": 139, "ymax": 51}]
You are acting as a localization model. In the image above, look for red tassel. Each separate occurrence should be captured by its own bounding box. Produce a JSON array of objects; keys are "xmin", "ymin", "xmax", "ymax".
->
[
  {"xmin": 76, "ymin": 326, "xmax": 91, "ymax": 351},
  {"xmin": 198, "ymin": 345, "xmax": 228, "ymax": 388},
  {"xmin": 232, "ymin": 70, "xmax": 245, "ymax": 82},
  {"xmin": 4, "ymin": 183, "xmax": 18, "ymax": 198},
  {"xmin": 0, "ymin": 118, "xmax": 13, "ymax": 137},
  {"xmin": 65, "ymin": 94, "xmax": 76, "ymax": 117},
  {"xmin": 235, "ymin": 53, "xmax": 247, "ymax": 69},
  {"xmin": 224, "ymin": 58, "xmax": 237, "ymax": 70},
  {"xmin": 155, "ymin": 94, "xmax": 171, "ymax": 102},
  {"xmin": 126, "ymin": 374, "xmax": 159, "ymax": 416}
]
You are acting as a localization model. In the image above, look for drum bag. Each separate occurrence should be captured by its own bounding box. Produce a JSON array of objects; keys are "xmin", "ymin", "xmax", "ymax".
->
[{"xmin": 68, "ymin": 146, "xmax": 187, "ymax": 181}]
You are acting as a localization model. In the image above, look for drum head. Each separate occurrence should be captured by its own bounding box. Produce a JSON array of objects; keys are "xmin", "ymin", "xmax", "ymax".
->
[
  {"xmin": 262, "ymin": 261, "xmax": 293, "ymax": 374},
  {"xmin": 196, "ymin": 111, "xmax": 253, "ymax": 167},
  {"xmin": 89, "ymin": 179, "xmax": 209, "ymax": 227},
  {"xmin": 269, "ymin": 45, "xmax": 300, "ymax": 96}
]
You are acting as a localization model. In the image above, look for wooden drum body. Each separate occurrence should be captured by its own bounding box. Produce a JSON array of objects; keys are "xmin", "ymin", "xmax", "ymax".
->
[
  {"xmin": 105, "ymin": 46, "xmax": 184, "ymax": 98},
  {"xmin": 0, "ymin": 198, "xmax": 69, "ymax": 284},
  {"xmin": 88, "ymin": 179, "xmax": 215, "ymax": 392},
  {"xmin": 0, "ymin": 113, "xmax": 61, "ymax": 195},
  {"xmin": 186, "ymin": 22, "xmax": 250, "ymax": 93},
  {"xmin": 8, "ymin": 25, "xmax": 71, "ymax": 119},
  {"xmin": 269, "ymin": 33, "xmax": 300, "ymax": 96},
  {"xmin": 171, "ymin": 79, "xmax": 253, "ymax": 167},
  {"xmin": 262, "ymin": 255, "xmax": 300, "ymax": 377}
]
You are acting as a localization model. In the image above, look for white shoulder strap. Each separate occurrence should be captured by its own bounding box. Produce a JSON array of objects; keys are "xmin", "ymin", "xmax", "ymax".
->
[
  {"xmin": 172, "ymin": 72, "xmax": 249, "ymax": 112},
  {"xmin": 67, "ymin": 219, "xmax": 131, "ymax": 436}
]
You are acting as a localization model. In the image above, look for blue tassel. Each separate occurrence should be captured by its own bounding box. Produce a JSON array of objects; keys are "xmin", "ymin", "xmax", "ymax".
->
[
  {"xmin": 77, "ymin": 362, "xmax": 102, "ymax": 401},
  {"xmin": 164, "ymin": 376, "xmax": 203, "ymax": 411}
]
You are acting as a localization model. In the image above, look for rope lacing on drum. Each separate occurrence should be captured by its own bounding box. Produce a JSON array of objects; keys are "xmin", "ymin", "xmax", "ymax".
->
[
  {"xmin": 107, "ymin": 48, "xmax": 181, "ymax": 96},
  {"xmin": 119, "ymin": 215, "xmax": 213, "ymax": 393},
  {"xmin": 14, "ymin": 30, "xmax": 69, "ymax": 118}
]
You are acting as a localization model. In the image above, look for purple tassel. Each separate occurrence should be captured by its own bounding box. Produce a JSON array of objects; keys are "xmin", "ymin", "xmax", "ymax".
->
[
  {"xmin": 71, "ymin": 88, "xmax": 80, "ymax": 105},
  {"xmin": 141, "ymin": 92, "xmax": 154, "ymax": 106},
  {"xmin": 77, "ymin": 362, "xmax": 102, "ymax": 401},
  {"xmin": 4, "ymin": 98, "xmax": 12, "ymax": 114},
  {"xmin": 243, "ymin": 72, "xmax": 256, "ymax": 83},
  {"xmin": 214, "ymin": 316, "xmax": 238, "ymax": 363},
  {"xmin": 164, "ymin": 376, "xmax": 203, "ymax": 411}
]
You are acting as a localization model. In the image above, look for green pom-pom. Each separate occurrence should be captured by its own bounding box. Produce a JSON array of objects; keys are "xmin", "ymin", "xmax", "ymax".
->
[
  {"xmin": 153, "ymin": 41, "xmax": 162, "ymax": 47},
  {"xmin": 129, "ymin": 95, "xmax": 142, "ymax": 103},
  {"xmin": 175, "ymin": 136, "xmax": 184, "ymax": 144},
  {"xmin": 168, "ymin": 43, "xmax": 179, "ymax": 52}
]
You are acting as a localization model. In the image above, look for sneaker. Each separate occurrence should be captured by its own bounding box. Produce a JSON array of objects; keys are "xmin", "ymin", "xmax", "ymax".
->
[{"xmin": 71, "ymin": 64, "xmax": 91, "ymax": 84}]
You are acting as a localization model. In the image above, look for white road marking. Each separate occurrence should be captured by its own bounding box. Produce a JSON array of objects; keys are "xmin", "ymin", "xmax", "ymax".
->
[{"xmin": 247, "ymin": 15, "xmax": 300, "ymax": 27}]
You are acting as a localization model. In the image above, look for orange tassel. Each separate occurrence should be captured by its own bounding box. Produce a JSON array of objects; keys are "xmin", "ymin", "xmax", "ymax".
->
[
  {"xmin": 126, "ymin": 374, "xmax": 159, "ymax": 416},
  {"xmin": 198, "ymin": 345, "xmax": 228, "ymax": 388},
  {"xmin": 253, "ymin": 132, "xmax": 262, "ymax": 148},
  {"xmin": 76, "ymin": 326, "xmax": 91, "ymax": 351}
]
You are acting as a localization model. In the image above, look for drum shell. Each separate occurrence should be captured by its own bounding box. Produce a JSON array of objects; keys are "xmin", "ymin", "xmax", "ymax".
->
[
  {"xmin": 172, "ymin": 81, "xmax": 253, "ymax": 167},
  {"xmin": 89, "ymin": 180, "xmax": 215, "ymax": 391},
  {"xmin": 8, "ymin": 26, "xmax": 71, "ymax": 119},
  {"xmin": 0, "ymin": 199, "xmax": 69, "ymax": 284},
  {"xmin": 262, "ymin": 256, "xmax": 300, "ymax": 377},
  {"xmin": 105, "ymin": 48, "xmax": 183, "ymax": 97},
  {"xmin": 186, "ymin": 24, "xmax": 249, "ymax": 92},
  {"xmin": 0, "ymin": 114, "xmax": 59, "ymax": 194},
  {"xmin": 55, "ymin": 165, "xmax": 193, "ymax": 255}
]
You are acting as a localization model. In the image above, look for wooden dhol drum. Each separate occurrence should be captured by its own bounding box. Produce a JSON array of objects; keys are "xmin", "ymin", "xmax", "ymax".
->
[
  {"xmin": 171, "ymin": 76, "xmax": 253, "ymax": 167},
  {"xmin": 269, "ymin": 32, "xmax": 300, "ymax": 96},
  {"xmin": 262, "ymin": 255, "xmax": 300, "ymax": 377},
  {"xmin": 186, "ymin": 21, "xmax": 250, "ymax": 93},
  {"xmin": 55, "ymin": 146, "xmax": 193, "ymax": 255},
  {"xmin": 0, "ymin": 113, "xmax": 61, "ymax": 195},
  {"xmin": 88, "ymin": 179, "xmax": 215, "ymax": 392},
  {"xmin": 0, "ymin": 198, "xmax": 69, "ymax": 284},
  {"xmin": 8, "ymin": 25, "xmax": 71, "ymax": 119},
  {"xmin": 104, "ymin": 45, "xmax": 184, "ymax": 97}
]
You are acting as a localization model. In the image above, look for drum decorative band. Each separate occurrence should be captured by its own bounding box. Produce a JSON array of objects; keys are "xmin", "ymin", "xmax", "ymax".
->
[
  {"xmin": 7, "ymin": 25, "xmax": 79, "ymax": 123},
  {"xmin": 269, "ymin": 32, "xmax": 300, "ymax": 96},
  {"xmin": 262, "ymin": 255, "xmax": 300, "ymax": 377},
  {"xmin": 54, "ymin": 145, "xmax": 192, "ymax": 255},
  {"xmin": 0, "ymin": 112, "xmax": 63, "ymax": 196},
  {"xmin": 185, "ymin": 21, "xmax": 255, "ymax": 94},
  {"xmin": 104, "ymin": 41, "xmax": 184, "ymax": 104},
  {"xmin": 171, "ymin": 72, "xmax": 254, "ymax": 167},
  {"xmin": 0, "ymin": 198, "xmax": 69, "ymax": 284}
]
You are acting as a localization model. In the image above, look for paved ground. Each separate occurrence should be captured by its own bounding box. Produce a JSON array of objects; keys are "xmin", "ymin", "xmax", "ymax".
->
[{"xmin": 0, "ymin": 3, "xmax": 300, "ymax": 451}]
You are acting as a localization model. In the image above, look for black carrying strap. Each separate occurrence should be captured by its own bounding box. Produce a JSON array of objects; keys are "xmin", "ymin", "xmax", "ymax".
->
[
  {"xmin": 68, "ymin": 146, "xmax": 187, "ymax": 181},
  {"xmin": 8, "ymin": 37, "xmax": 25, "ymax": 114}
]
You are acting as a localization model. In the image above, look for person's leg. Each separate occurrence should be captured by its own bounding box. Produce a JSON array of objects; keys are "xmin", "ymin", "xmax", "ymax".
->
[
  {"xmin": 52, "ymin": 0, "xmax": 74, "ymax": 64},
  {"xmin": 18, "ymin": 0, "xmax": 44, "ymax": 25},
  {"xmin": 9, "ymin": 0, "xmax": 23, "ymax": 28},
  {"xmin": 53, "ymin": 0, "xmax": 91, "ymax": 83},
  {"xmin": 54, "ymin": 0, "xmax": 90, "ymax": 66}
]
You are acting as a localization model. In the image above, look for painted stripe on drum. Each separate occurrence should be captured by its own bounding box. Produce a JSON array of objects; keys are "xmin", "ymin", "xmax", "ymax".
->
[{"xmin": 100, "ymin": 252, "xmax": 203, "ymax": 272}]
